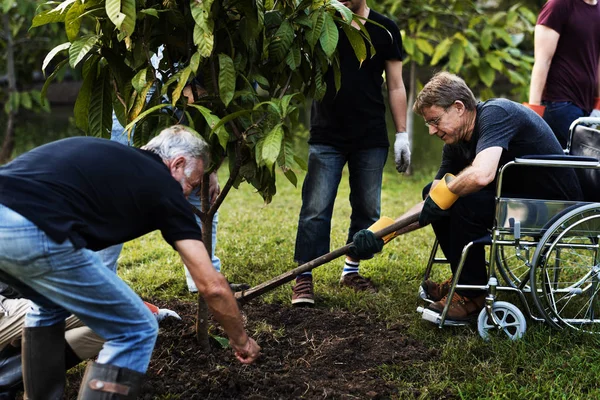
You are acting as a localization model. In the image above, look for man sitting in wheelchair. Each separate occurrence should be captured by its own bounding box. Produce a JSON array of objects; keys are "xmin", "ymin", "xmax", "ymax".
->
[{"xmin": 351, "ymin": 72, "xmax": 583, "ymax": 321}]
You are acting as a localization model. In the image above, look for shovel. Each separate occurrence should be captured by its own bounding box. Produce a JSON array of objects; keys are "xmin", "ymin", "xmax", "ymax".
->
[{"xmin": 235, "ymin": 210, "xmax": 421, "ymax": 305}]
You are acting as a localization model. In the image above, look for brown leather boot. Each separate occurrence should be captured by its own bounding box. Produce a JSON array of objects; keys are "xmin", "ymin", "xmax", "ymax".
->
[
  {"xmin": 428, "ymin": 293, "xmax": 486, "ymax": 321},
  {"xmin": 421, "ymin": 277, "xmax": 453, "ymax": 301},
  {"xmin": 77, "ymin": 362, "xmax": 144, "ymax": 399}
]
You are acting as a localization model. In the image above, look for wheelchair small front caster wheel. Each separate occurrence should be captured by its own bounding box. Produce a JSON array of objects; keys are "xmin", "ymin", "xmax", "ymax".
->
[{"xmin": 477, "ymin": 301, "xmax": 526, "ymax": 341}]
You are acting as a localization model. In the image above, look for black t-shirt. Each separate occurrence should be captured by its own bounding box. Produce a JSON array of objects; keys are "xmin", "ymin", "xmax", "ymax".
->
[
  {"xmin": 0, "ymin": 137, "xmax": 203, "ymax": 251},
  {"xmin": 309, "ymin": 10, "xmax": 404, "ymax": 150},
  {"xmin": 436, "ymin": 99, "xmax": 583, "ymax": 201}
]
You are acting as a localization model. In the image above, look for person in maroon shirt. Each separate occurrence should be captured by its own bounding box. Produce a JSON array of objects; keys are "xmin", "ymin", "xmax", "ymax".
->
[{"xmin": 524, "ymin": 0, "xmax": 600, "ymax": 147}]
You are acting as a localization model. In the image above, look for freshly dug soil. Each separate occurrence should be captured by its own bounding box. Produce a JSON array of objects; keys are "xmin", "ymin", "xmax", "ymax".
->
[{"xmin": 66, "ymin": 300, "xmax": 439, "ymax": 399}]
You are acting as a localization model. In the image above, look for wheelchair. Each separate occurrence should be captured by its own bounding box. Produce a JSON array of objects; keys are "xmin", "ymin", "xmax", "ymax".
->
[{"xmin": 417, "ymin": 116, "xmax": 600, "ymax": 340}]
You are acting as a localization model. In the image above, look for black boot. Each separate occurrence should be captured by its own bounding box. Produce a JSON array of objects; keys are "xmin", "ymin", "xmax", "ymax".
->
[
  {"xmin": 0, "ymin": 344, "xmax": 22, "ymax": 400},
  {"xmin": 22, "ymin": 322, "xmax": 66, "ymax": 400},
  {"xmin": 77, "ymin": 362, "xmax": 144, "ymax": 399}
]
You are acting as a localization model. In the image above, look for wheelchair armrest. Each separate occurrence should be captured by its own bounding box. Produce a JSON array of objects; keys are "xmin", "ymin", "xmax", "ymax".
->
[
  {"xmin": 569, "ymin": 117, "xmax": 600, "ymax": 131},
  {"xmin": 514, "ymin": 155, "xmax": 600, "ymax": 167}
]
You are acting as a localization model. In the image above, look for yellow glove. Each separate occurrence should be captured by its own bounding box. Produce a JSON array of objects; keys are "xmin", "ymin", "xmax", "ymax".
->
[{"xmin": 367, "ymin": 217, "xmax": 397, "ymax": 243}]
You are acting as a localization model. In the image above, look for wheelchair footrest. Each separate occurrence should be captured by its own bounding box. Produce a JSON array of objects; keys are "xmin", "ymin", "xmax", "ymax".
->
[{"xmin": 417, "ymin": 306, "xmax": 470, "ymax": 327}]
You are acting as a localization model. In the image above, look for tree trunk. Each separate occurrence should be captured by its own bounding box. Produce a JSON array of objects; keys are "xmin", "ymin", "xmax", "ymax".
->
[
  {"xmin": 194, "ymin": 171, "xmax": 217, "ymax": 350},
  {"xmin": 405, "ymin": 61, "xmax": 416, "ymax": 175},
  {"xmin": 0, "ymin": 14, "xmax": 17, "ymax": 164}
]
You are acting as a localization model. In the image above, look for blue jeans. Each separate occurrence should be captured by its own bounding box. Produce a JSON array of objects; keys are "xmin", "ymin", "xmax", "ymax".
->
[
  {"xmin": 0, "ymin": 204, "xmax": 158, "ymax": 373},
  {"xmin": 294, "ymin": 144, "xmax": 388, "ymax": 264},
  {"xmin": 543, "ymin": 101, "xmax": 586, "ymax": 149}
]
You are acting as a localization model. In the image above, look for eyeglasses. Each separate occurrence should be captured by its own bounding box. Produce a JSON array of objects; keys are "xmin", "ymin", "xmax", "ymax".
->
[{"xmin": 424, "ymin": 108, "xmax": 448, "ymax": 127}]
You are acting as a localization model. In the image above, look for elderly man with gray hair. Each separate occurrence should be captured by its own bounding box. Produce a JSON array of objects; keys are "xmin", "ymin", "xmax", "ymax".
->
[{"xmin": 0, "ymin": 125, "xmax": 260, "ymax": 399}]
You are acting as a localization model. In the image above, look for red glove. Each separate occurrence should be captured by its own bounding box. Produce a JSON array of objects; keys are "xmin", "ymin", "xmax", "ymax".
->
[{"xmin": 522, "ymin": 102, "xmax": 545, "ymax": 117}]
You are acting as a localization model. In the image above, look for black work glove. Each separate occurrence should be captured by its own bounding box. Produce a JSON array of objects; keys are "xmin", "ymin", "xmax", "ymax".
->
[
  {"xmin": 419, "ymin": 196, "xmax": 450, "ymax": 226},
  {"xmin": 347, "ymin": 229, "xmax": 384, "ymax": 260}
]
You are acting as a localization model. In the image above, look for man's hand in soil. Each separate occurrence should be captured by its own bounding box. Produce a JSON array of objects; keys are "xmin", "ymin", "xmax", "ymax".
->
[{"xmin": 231, "ymin": 337, "xmax": 261, "ymax": 364}]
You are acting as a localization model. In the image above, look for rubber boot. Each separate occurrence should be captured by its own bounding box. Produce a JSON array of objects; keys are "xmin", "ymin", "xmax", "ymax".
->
[
  {"xmin": 0, "ymin": 341, "xmax": 81, "ymax": 400},
  {"xmin": 77, "ymin": 362, "xmax": 144, "ymax": 399},
  {"xmin": 0, "ymin": 344, "xmax": 22, "ymax": 400},
  {"xmin": 22, "ymin": 322, "xmax": 66, "ymax": 400}
]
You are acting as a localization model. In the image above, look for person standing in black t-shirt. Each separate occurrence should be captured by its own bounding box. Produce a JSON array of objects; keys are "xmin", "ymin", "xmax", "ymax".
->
[
  {"xmin": 291, "ymin": 0, "xmax": 410, "ymax": 306},
  {"xmin": 349, "ymin": 72, "xmax": 583, "ymax": 322},
  {"xmin": 0, "ymin": 125, "xmax": 260, "ymax": 398}
]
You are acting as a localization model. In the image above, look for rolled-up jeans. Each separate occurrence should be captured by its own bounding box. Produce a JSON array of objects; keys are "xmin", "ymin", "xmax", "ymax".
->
[{"xmin": 0, "ymin": 204, "xmax": 158, "ymax": 373}]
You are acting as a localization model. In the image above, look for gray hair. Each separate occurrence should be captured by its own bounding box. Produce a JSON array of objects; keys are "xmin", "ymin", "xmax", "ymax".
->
[
  {"xmin": 413, "ymin": 72, "xmax": 477, "ymax": 116},
  {"xmin": 142, "ymin": 125, "xmax": 210, "ymax": 167}
]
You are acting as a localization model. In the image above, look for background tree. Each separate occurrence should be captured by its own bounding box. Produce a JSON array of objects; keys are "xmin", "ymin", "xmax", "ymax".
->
[
  {"xmin": 0, "ymin": 0, "xmax": 60, "ymax": 163},
  {"xmin": 33, "ymin": 0, "xmax": 369, "ymax": 348},
  {"xmin": 375, "ymin": 0, "xmax": 537, "ymax": 166}
]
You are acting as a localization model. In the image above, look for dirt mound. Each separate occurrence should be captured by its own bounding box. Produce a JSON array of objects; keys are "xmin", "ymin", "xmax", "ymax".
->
[{"xmin": 67, "ymin": 300, "xmax": 439, "ymax": 399}]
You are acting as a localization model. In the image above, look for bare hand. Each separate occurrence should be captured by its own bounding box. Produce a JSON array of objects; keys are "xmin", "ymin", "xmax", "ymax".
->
[{"xmin": 231, "ymin": 337, "xmax": 261, "ymax": 364}]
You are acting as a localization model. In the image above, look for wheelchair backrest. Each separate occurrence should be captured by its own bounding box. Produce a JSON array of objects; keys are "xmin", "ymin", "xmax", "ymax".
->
[{"xmin": 569, "ymin": 125, "xmax": 600, "ymax": 202}]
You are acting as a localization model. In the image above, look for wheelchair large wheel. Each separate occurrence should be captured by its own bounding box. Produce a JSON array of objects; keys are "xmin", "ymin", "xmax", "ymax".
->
[
  {"xmin": 477, "ymin": 301, "xmax": 527, "ymax": 340},
  {"xmin": 530, "ymin": 204, "xmax": 600, "ymax": 333}
]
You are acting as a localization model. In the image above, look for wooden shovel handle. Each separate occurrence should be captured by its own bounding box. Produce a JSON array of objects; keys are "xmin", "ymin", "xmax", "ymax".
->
[{"xmin": 235, "ymin": 211, "xmax": 420, "ymax": 305}]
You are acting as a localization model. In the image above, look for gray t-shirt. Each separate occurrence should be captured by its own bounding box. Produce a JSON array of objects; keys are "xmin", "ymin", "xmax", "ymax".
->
[{"xmin": 436, "ymin": 99, "xmax": 583, "ymax": 200}]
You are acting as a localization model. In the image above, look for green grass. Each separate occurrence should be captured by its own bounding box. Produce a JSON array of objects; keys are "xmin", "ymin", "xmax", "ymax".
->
[{"xmin": 118, "ymin": 163, "xmax": 600, "ymax": 399}]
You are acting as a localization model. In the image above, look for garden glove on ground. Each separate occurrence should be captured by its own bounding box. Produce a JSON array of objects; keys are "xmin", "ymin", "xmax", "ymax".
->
[
  {"xmin": 394, "ymin": 132, "xmax": 411, "ymax": 173},
  {"xmin": 347, "ymin": 230, "xmax": 384, "ymax": 260},
  {"xmin": 590, "ymin": 98, "xmax": 600, "ymax": 118},
  {"xmin": 144, "ymin": 301, "xmax": 182, "ymax": 322},
  {"xmin": 419, "ymin": 173, "xmax": 459, "ymax": 226},
  {"xmin": 522, "ymin": 102, "xmax": 545, "ymax": 117}
]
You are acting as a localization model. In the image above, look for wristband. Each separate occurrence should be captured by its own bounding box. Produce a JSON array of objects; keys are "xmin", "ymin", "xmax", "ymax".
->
[
  {"xmin": 522, "ymin": 102, "xmax": 545, "ymax": 117},
  {"xmin": 429, "ymin": 173, "xmax": 459, "ymax": 210},
  {"xmin": 367, "ymin": 216, "xmax": 396, "ymax": 243}
]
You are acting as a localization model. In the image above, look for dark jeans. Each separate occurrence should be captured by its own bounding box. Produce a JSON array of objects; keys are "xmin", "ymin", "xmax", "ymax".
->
[
  {"xmin": 294, "ymin": 144, "xmax": 388, "ymax": 264},
  {"xmin": 423, "ymin": 184, "xmax": 495, "ymax": 297},
  {"xmin": 543, "ymin": 101, "xmax": 586, "ymax": 149}
]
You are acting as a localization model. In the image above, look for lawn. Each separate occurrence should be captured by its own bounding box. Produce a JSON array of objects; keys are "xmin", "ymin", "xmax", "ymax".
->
[{"xmin": 116, "ymin": 159, "xmax": 600, "ymax": 399}]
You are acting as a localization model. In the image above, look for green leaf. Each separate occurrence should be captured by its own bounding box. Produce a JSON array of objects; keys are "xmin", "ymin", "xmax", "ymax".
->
[
  {"xmin": 402, "ymin": 36, "xmax": 414, "ymax": 56},
  {"xmin": 2, "ymin": 0, "xmax": 12, "ymax": 13},
  {"xmin": 140, "ymin": 8, "xmax": 159, "ymax": 18},
  {"xmin": 341, "ymin": 24, "xmax": 366, "ymax": 66},
  {"xmin": 188, "ymin": 104, "xmax": 229, "ymax": 150},
  {"xmin": 286, "ymin": 43, "xmax": 301, "ymax": 70},
  {"xmin": 430, "ymin": 38, "xmax": 452, "ymax": 66},
  {"xmin": 416, "ymin": 38, "xmax": 434, "ymax": 56},
  {"xmin": 485, "ymin": 52, "xmax": 503, "ymax": 71},
  {"xmin": 124, "ymin": 104, "xmax": 170, "ymax": 132},
  {"xmin": 218, "ymin": 54, "xmax": 236, "ymax": 107},
  {"xmin": 42, "ymin": 42, "xmax": 71, "ymax": 73},
  {"xmin": 41, "ymin": 59, "xmax": 69, "ymax": 103},
  {"xmin": 480, "ymin": 28, "xmax": 493, "ymax": 50},
  {"xmin": 171, "ymin": 66, "xmax": 192, "ymax": 107},
  {"xmin": 269, "ymin": 20, "xmax": 294, "ymax": 62},
  {"xmin": 74, "ymin": 57, "xmax": 98, "ymax": 132},
  {"xmin": 69, "ymin": 34, "xmax": 100, "ymax": 68},
  {"xmin": 307, "ymin": 10, "xmax": 324, "ymax": 50},
  {"xmin": 105, "ymin": 0, "xmax": 126, "ymax": 29},
  {"xmin": 20, "ymin": 92, "xmax": 32, "ymax": 110},
  {"xmin": 463, "ymin": 41, "xmax": 480, "ymax": 66},
  {"xmin": 478, "ymin": 62, "xmax": 495, "ymax": 87},
  {"xmin": 191, "ymin": 0, "xmax": 215, "ymax": 57},
  {"xmin": 262, "ymin": 123, "xmax": 284, "ymax": 170},
  {"xmin": 131, "ymin": 68, "xmax": 148, "ymax": 93},
  {"xmin": 210, "ymin": 109, "xmax": 253, "ymax": 133},
  {"xmin": 65, "ymin": 0, "xmax": 85, "ymax": 42},
  {"xmin": 88, "ymin": 67, "xmax": 113, "ymax": 138},
  {"xmin": 31, "ymin": 0, "xmax": 76, "ymax": 28},
  {"xmin": 209, "ymin": 334, "xmax": 230, "ymax": 349},
  {"xmin": 319, "ymin": 12, "xmax": 338, "ymax": 57},
  {"xmin": 328, "ymin": 0, "xmax": 352, "ymax": 24},
  {"xmin": 448, "ymin": 41, "xmax": 465, "ymax": 72},
  {"xmin": 119, "ymin": 0, "xmax": 136, "ymax": 38}
]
